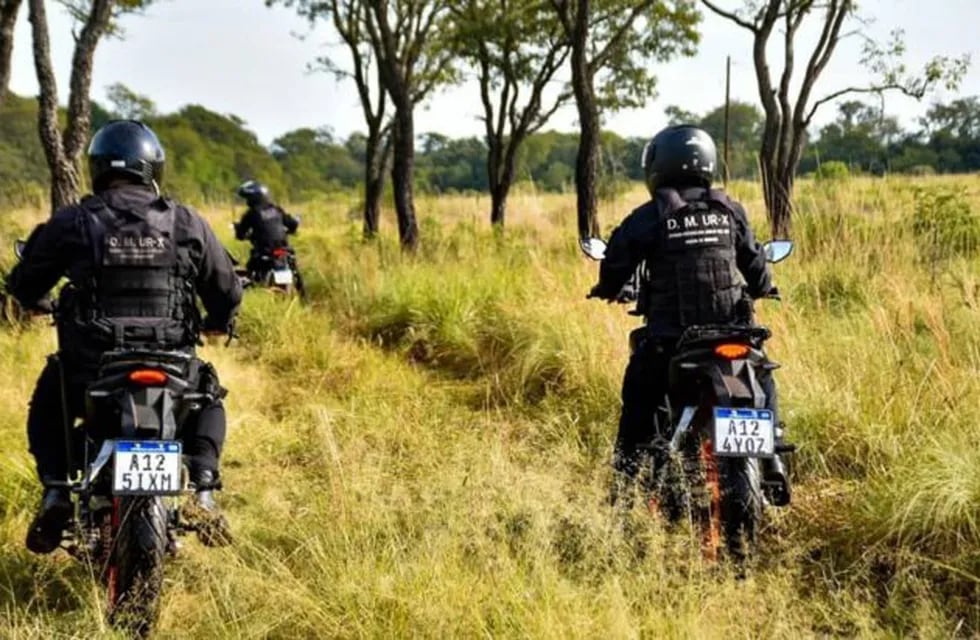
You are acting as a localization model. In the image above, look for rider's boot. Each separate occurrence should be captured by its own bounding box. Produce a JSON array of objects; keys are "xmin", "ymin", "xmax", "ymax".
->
[
  {"xmin": 25, "ymin": 483, "xmax": 72, "ymax": 554},
  {"xmin": 183, "ymin": 468, "xmax": 233, "ymax": 547},
  {"xmin": 763, "ymin": 423, "xmax": 793, "ymax": 507}
]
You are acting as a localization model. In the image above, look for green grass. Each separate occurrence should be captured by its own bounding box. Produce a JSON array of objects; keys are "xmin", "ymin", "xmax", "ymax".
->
[{"xmin": 2, "ymin": 177, "xmax": 980, "ymax": 637}]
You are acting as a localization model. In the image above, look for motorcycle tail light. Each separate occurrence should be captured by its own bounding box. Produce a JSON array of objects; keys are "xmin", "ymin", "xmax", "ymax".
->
[
  {"xmin": 129, "ymin": 369, "xmax": 169, "ymax": 386},
  {"xmin": 714, "ymin": 343, "xmax": 750, "ymax": 360},
  {"xmin": 272, "ymin": 248, "xmax": 288, "ymax": 258}
]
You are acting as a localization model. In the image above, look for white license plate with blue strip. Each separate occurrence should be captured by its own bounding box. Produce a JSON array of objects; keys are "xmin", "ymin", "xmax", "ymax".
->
[
  {"xmin": 112, "ymin": 441, "xmax": 183, "ymax": 495},
  {"xmin": 712, "ymin": 408, "xmax": 775, "ymax": 458}
]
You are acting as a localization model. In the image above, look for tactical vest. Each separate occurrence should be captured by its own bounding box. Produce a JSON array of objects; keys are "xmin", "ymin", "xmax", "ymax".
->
[
  {"xmin": 65, "ymin": 195, "xmax": 199, "ymax": 352},
  {"xmin": 643, "ymin": 188, "xmax": 742, "ymax": 331},
  {"xmin": 250, "ymin": 204, "xmax": 288, "ymax": 249}
]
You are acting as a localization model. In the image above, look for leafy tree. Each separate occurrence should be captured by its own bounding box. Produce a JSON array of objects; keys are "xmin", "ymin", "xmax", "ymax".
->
[
  {"xmin": 150, "ymin": 105, "xmax": 286, "ymax": 202},
  {"xmin": 362, "ymin": 0, "xmax": 458, "ymax": 251},
  {"xmin": 804, "ymin": 100, "xmax": 899, "ymax": 174},
  {"xmin": 451, "ymin": 0, "xmax": 571, "ymax": 227},
  {"xmin": 703, "ymin": 0, "xmax": 969, "ymax": 236},
  {"xmin": 271, "ymin": 0, "xmax": 395, "ymax": 239},
  {"xmin": 549, "ymin": 0, "xmax": 699, "ymax": 238},
  {"xmin": 105, "ymin": 82, "xmax": 157, "ymax": 120},
  {"xmin": 272, "ymin": 127, "xmax": 362, "ymax": 197},
  {"xmin": 416, "ymin": 134, "xmax": 488, "ymax": 193},
  {"xmin": 27, "ymin": 0, "xmax": 154, "ymax": 209},
  {"xmin": 666, "ymin": 100, "xmax": 763, "ymax": 179}
]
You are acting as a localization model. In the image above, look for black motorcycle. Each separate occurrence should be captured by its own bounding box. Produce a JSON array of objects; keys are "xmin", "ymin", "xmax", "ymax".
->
[
  {"xmin": 581, "ymin": 238, "xmax": 794, "ymax": 561},
  {"xmin": 13, "ymin": 241, "xmax": 224, "ymax": 637},
  {"xmin": 68, "ymin": 348, "xmax": 214, "ymax": 635},
  {"xmin": 237, "ymin": 246, "xmax": 305, "ymax": 298}
]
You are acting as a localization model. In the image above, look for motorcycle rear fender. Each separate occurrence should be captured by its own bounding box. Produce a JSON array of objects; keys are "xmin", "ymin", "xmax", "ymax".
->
[
  {"xmin": 670, "ymin": 346, "xmax": 772, "ymax": 409},
  {"xmin": 87, "ymin": 373, "xmax": 192, "ymax": 440}
]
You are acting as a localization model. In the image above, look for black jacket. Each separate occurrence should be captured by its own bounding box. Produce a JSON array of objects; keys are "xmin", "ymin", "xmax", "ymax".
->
[
  {"xmin": 235, "ymin": 203, "xmax": 299, "ymax": 251},
  {"xmin": 592, "ymin": 186, "xmax": 772, "ymax": 336},
  {"xmin": 8, "ymin": 185, "xmax": 242, "ymax": 362}
]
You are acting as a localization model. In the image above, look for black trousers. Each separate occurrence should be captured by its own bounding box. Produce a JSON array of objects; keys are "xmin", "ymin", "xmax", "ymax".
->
[
  {"xmin": 614, "ymin": 334, "xmax": 779, "ymax": 474},
  {"xmin": 27, "ymin": 359, "xmax": 226, "ymax": 483}
]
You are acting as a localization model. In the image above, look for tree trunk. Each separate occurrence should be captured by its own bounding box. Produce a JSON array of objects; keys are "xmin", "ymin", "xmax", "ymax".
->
[
  {"xmin": 63, "ymin": 0, "xmax": 112, "ymax": 161},
  {"xmin": 486, "ymin": 137, "xmax": 503, "ymax": 227},
  {"xmin": 766, "ymin": 166, "xmax": 793, "ymax": 238},
  {"xmin": 362, "ymin": 127, "xmax": 390, "ymax": 239},
  {"xmin": 28, "ymin": 0, "xmax": 81, "ymax": 211},
  {"xmin": 573, "ymin": 87, "xmax": 601, "ymax": 238},
  {"xmin": 570, "ymin": 0, "xmax": 600, "ymax": 238},
  {"xmin": 363, "ymin": 169, "xmax": 383, "ymax": 239},
  {"xmin": 390, "ymin": 106, "xmax": 419, "ymax": 252},
  {"xmin": 28, "ymin": 0, "xmax": 111, "ymax": 211},
  {"xmin": 0, "ymin": 0, "xmax": 21, "ymax": 106}
]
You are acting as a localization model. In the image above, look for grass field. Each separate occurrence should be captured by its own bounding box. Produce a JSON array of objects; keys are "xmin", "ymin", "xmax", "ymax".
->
[{"xmin": 2, "ymin": 176, "xmax": 980, "ymax": 638}]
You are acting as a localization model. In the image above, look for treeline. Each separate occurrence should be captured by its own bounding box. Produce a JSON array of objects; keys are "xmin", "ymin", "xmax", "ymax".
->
[
  {"xmin": 3, "ymin": 88, "xmax": 980, "ymax": 208},
  {"xmin": 0, "ymin": 88, "xmax": 647, "ymax": 206}
]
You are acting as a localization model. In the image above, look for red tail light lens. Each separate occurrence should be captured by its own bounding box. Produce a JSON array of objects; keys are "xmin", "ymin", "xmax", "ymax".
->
[
  {"xmin": 129, "ymin": 370, "xmax": 169, "ymax": 386},
  {"xmin": 714, "ymin": 343, "xmax": 750, "ymax": 360},
  {"xmin": 272, "ymin": 248, "xmax": 288, "ymax": 258}
]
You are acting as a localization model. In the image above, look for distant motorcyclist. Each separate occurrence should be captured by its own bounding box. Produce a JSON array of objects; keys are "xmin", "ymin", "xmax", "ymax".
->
[
  {"xmin": 588, "ymin": 124, "xmax": 791, "ymax": 506},
  {"xmin": 234, "ymin": 181, "xmax": 302, "ymax": 290},
  {"xmin": 8, "ymin": 120, "xmax": 242, "ymax": 554}
]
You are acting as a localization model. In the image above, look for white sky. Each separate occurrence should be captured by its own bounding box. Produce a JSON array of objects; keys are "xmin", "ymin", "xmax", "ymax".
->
[{"xmin": 7, "ymin": 0, "xmax": 980, "ymax": 145}]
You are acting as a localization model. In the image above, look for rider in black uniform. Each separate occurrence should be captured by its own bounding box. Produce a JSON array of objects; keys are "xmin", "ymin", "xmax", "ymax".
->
[
  {"xmin": 589, "ymin": 125, "xmax": 791, "ymax": 506},
  {"xmin": 234, "ymin": 180, "xmax": 302, "ymax": 287},
  {"xmin": 8, "ymin": 120, "xmax": 243, "ymax": 553}
]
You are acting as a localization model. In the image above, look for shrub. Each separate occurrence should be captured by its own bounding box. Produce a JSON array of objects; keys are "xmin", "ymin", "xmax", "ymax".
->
[
  {"xmin": 814, "ymin": 160, "xmax": 850, "ymax": 180},
  {"xmin": 911, "ymin": 186, "xmax": 980, "ymax": 263}
]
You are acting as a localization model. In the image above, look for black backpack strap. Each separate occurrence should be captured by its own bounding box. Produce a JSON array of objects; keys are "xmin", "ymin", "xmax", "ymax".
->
[
  {"xmin": 78, "ymin": 195, "xmax": 112, "ymax": 268},
  {"xmin": 655, "ymin": 187, "xmax": 689, "ymax": 215},
  {"xmin": 704, "ymin": 188, "xmax": 738, "ymax": 216}
]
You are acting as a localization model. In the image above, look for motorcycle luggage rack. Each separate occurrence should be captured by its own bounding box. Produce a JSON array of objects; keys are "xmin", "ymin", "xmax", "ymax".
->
[
  {"xmin": 676, "ymin": 324, "xmax": 771, "ymax": 351},
  {"xmin": 97, "ymin": 349, "xmax": 192, "ymax": 377}
]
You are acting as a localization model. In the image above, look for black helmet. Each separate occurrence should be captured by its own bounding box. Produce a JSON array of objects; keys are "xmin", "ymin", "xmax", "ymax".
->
[
  {"xmin": 88, "ymin": 120, "xmax": 165, "ymax": 191},
  {"xmin": 236, "ymin": 180, "xmax": 270, "ymax": 205},
  {"xmin": 642, "ymin": 125, "xmax": 717, "ymax": 195}
]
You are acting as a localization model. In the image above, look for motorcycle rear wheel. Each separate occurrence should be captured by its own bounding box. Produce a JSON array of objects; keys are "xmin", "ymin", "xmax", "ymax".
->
[
  {"xmin": 718, "ymin": 457, "xmax": 764, "ymax": 563},
  {"xmin": 107, "ymin": 496, "xmax": 168, "ymax": 638}
]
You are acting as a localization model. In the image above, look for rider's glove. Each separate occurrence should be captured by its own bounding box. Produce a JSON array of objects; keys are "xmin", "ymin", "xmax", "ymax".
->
[{"xmin": 615, "ymin": 280, "xmax": 638, "ymax": 304}]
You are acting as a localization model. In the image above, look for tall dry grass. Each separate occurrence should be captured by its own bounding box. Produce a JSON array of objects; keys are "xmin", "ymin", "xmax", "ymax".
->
[{"xmin": 1, "ymin": 175, "xmax": 980, "ymax": 637}]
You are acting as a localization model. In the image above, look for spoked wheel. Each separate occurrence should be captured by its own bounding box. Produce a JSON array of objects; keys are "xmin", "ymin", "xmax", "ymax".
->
[{"xmin": 106, "ymin": 496, "xmax": 168, "ymax": 638}]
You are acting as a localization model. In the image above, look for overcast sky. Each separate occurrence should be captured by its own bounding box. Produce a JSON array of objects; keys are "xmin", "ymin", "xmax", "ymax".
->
[{"xmin": 7, "ymin": 0, "xmax": 979, "ymax": 145}]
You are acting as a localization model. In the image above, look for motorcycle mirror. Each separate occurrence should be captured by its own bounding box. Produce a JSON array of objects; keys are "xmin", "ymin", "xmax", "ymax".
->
[
  {"xmin": 13, "ymin": 240, "xmax": 25, "ymax": 260},
  {"xmin": 763, "ymin": 240, "xmax": 794, "ymax": 263},
  {"xmin": 579, "ymin": 237, "xmax": 607, "ymax": 261}
]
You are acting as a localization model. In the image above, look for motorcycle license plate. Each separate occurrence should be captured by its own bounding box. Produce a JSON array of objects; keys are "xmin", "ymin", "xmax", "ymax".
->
[
  {"xmin": 112, "ymin": 441, "xmax": 183, "ymax": 495},
  {"xmin": 272, "ymin": 269, "xmax": 292, "ymax": 285},
  {"xmin": 712, "ymin": 408, "xmax": 775, "ymax": 458}
]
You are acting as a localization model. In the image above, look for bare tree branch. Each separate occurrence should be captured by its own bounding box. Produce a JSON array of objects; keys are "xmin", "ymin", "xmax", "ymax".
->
[{"xmin": 702, "ymin": 0, "xmax": 756, "ymax": 31}]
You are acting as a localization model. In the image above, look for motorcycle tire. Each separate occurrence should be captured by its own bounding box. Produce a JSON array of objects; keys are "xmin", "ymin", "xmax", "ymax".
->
[
  {"xmin": 107, "ymin": 496, "xmax": 168, "ymax": 638},
  {"xmin": 718, "ymin": 457, "xmax": 764, "ymax": 563}
]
